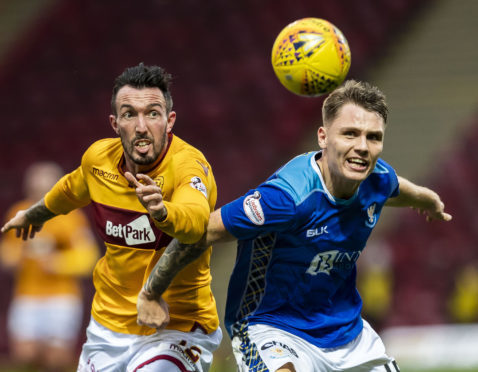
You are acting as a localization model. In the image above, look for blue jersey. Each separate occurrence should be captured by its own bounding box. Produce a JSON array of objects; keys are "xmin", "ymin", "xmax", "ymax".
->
[{"xmin": 221, "ymin": 151, "xmax": 399, "ymax": 348}]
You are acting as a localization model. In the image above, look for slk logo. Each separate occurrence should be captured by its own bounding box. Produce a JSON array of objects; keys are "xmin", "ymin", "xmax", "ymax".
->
[{"xmin": 306, "ymin": 225, "xmax": 328, "ymax": 237}]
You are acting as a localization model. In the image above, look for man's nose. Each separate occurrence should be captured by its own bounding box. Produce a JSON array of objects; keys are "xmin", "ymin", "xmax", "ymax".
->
[
  {"xmin": 355, "ymin": 136, "xmax": 368, "ymax": 152},
  {"xmin": 136, "ymin": 115, "xmax": 147, "ymax": 133}
]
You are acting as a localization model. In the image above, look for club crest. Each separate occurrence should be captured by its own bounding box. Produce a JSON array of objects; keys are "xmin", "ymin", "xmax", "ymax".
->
[{"xmin": 365, "ymin": 203, "xmax": 377, "ymax": 228}]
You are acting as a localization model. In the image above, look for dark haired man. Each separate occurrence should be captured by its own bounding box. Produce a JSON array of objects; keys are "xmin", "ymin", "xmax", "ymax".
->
[{"xmin": 2, "ymin": 63, "xmax": 221, "ymax": 372}]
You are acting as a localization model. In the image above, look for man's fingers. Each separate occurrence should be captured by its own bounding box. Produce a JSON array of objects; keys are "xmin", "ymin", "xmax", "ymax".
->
[
  {"xmin": 30, "ymin": 225, "xmax": 42, "ymax": 239},
  {"xmin": 1, "ymin": 222, "xmax": 10, "ymax": 234},
  {"xmin": 157, "ymin": 318, "xmax": 170, "ymax": 331},
  {"xmin": 442, "ymin": 212, "xmax": 452, "ymax": 221},
  {"xmin": 125, "ymin": 173, "xmax": 160, "ymax": 194},
  {"xmin": 135, "ymin": 173, "xmax": 157, "ymax": 186},
  {"xmin": 137, "ymin": 316, "xmax": 169, "ymax": 329},
  {"xmin": 21, "ymin": 226, "xmax": 30, "ymax": 241},
  {"xmin": 142, "ymin": 193, "xmax": 163, "ymax": 203},
  {"xmin": 124, "ymin": 171, "xmax": 142, "ymax": 187},
  {"xmin": 426, "ymin": 211, "xmax": 452, "ymax": 222}
]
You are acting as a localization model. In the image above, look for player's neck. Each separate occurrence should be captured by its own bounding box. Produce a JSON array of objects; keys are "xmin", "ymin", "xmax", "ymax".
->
[
  {"xmin": 317, "ymin": 157, "xmax": 359, "ymax": 200},
  {"xmin": 122, "ymin": 156, "xmax": 159, "ymax": 176}
]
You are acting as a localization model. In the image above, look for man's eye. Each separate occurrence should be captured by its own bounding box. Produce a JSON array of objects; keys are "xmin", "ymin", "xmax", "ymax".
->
[
  {"xmin": 368, "ymin": 134, "xmax": 382, "ymax": 141},
  {"xmin": 344, "ymin": 131, "xmax": 355, "ymax": 137},
  {"xmin": 148, "ymin": 111, "xmax": 159, "ymax": 118},
  {"xmin": 121, "ymin": 112, "xmax": 133, "ymax": 119}
]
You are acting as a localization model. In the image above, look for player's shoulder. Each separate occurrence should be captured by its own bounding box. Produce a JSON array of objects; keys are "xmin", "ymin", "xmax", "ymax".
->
[
  {"xmin": 82, "ymin": 138, "xmax": 122, "ymax": 165},
  {"xmin": 170, "ymin": 135, "xmax": 207, "ymax": 160},
  {"xmin": 85, "ymin": 138, "xmax": 122, "ymax": 154},
  {"xmin": 371, "ymin": 158, "xmax": 395, "ymax": 175},
  {"xmin": 168, "ymin": 135, "xmax": 213, "ymax": 176},
  {"xmin": 362, "ymin": 158, "xmax": 398, "ymax": 198},
  {"xmin": 265, "ymin": 152, "xmax": 321, "ymax": 205},
  {"xmin": 367, "ymin": 158, "xmax": 397, "ymax": 185}
]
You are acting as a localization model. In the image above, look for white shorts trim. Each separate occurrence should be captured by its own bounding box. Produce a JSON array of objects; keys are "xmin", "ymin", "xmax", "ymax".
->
[
  {"xmin": 232, "ymin": 320, "xmax": 398, "ymax": 371},
  {"xmin": 8, "ymin": 295, "xmax": 83, "ymax": 346},
  {"xmin": 77, "ymin": 318, "xmax": 222, "ymax": 372}
]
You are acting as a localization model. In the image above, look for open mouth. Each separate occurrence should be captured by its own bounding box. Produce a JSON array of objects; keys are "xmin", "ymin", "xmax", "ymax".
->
[
  {"xmin": 134, "ymin": 139, "xmax": 151, "ymax": 154},
  {"xmin": 347, "ymin": 157, "xmax": 368, "ymax": 171}
]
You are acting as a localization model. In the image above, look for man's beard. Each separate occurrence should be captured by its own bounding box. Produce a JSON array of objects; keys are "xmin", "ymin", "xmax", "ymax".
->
[{"xmin": 122, "ymin": 131, "xmax": 168, "ymax": 166}]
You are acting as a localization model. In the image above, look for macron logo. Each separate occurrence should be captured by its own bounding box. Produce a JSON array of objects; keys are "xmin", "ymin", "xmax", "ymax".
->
[{"xmin": 105, "ymin": 215, "xmax": 156, "ymax": 245}]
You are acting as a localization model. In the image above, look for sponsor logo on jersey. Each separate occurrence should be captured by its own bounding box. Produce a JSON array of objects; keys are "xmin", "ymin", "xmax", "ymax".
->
[
  {"xmin": 306, "ymin": 225, "xmax": 328, "ymax": 237},
  {"xmin": 306, "ymin": 249, "xmax": 361, "ymax": 275},
  {"xmin": 190, "ymin": 176, "xmax": 207, "ymax": 198},
  {"xmin": 243, "ymin": 191, "xmax": 265, "ymax": 225},
  {"xmin": 105, "ymin": 215, "xmax": 156, "ymax": 245},
  {"xmin": 92, "ymin": 167, "xmax": 119, "ymax": 182},
  {"xmin": 261, "ymin": 340, "xmax": 298, "ymax": 359},
  {"xmin": 365, "ymin": 202, "xmax": 377, "ymax": 228}
]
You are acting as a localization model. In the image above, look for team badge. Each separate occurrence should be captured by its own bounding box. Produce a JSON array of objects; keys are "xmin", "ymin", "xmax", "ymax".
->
[
  {"xmin": 154, "ymin": 176, "xmax": 164, "ymax": 189},
  {"xmin": 190, "ymin": 176, "xmax": 207, "ymax": 198},
  {"xmin": 243, "ymin": 191, "xmax": 265, "ymax": 225},
  {"xmin": 365, "ymin": 203, "xmax": 377, "ymax": 228}
]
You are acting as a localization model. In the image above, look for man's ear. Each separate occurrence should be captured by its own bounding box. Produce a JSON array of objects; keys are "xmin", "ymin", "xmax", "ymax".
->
[
  {"xmin": 318, "ymin": 126, "xmax": 327, "ymax": 149},
  {"xmin": 109, "ymin": 115, "xmax": 120, "ymax": 135},
  {"xmin": 166, "ymin": 111, "xmax": 176, "ymax": 133}
]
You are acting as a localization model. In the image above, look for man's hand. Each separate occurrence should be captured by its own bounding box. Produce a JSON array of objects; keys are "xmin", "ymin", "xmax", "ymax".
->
[
  {"xmin": 137, "ymin": 288, "xmax": 170, "ymax": 330},
  {"xmin": 125, "ymin": 172, "xmax": 168, "ymax": 221},
  {"xmin": 1, "ymin": 209, "xmax": 44, "ymax": 240},
  {"xmin": 413, "ymin": 191, "xmax": 452, "ymax": 222},
  {"xmin": 386, "ymin": 176, "xmax": 452, "ymax": 222}
]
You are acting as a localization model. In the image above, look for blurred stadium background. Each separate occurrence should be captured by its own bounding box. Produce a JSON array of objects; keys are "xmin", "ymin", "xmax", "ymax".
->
[{"xmin": 1, "ymin": 0, "xmax": 478, "ymax": 371}]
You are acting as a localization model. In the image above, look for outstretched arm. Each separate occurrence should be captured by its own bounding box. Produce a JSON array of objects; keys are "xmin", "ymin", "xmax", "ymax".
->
[
  {"xmin": 137, "ymin": 209, "xmax": 234, "ymax": 329},
  {"xmin": 385, "ymin": 176, "xmax": 452, "ymax": 222},
  {"xmin": 1, "ymin": 199, "xmax": 56, "ymax": 240}
]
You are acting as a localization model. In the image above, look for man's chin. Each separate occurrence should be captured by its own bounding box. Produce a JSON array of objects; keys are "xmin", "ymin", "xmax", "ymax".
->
[
  {"xmin": 132, "ymin": 155, "xmax": 156, "ymax": 166},
  {"xmin": 344, "ymin": 169, "xmax": 369, "ymax": 183}
]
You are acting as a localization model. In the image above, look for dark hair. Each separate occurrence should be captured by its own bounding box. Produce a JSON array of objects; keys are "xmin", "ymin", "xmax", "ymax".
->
[
  {"xmin": 322, "ymin": 80, "xmax": 388, "ymax": 126},
  {"xmin": 111, "ymin": 63, "xmax": 173, "ymax": 115}
]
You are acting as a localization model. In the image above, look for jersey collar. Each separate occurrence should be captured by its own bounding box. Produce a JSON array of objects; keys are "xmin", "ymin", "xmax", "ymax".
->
[{"xmin": 311, "ymin": 151, "xmax": 358, "ymax": 206}]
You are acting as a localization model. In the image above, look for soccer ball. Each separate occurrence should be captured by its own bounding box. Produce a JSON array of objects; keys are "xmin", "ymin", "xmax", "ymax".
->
[{"xmin": 271, "ymin": 18, "xmax": 351, "ymax": 97}]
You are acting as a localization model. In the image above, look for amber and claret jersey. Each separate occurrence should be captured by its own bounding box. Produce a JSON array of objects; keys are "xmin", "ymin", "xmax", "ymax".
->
[
  {"xmin": 44, "ymin": 135, "xmax": 219, "ymax": 335},
  {"xmin": 1, "ymin": 201, "xmax": 98, "ymax": 298}
]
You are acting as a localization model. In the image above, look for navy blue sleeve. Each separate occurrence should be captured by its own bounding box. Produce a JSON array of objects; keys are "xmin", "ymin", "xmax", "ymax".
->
[{"xmin": 221, "ymin": 183, "xmax": 297, "ymax": 240}]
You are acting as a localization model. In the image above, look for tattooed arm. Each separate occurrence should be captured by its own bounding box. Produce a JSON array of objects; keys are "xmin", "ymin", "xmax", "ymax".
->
[
  {"xmin": 137, "ymin": 208, "xmax": 235, "ymax": 329},
  {"xmin": 144, "ymin": 237, "xmax": 207, "ymax": 299},
  {"xmin": 1, "ymin": 199, "xmax": 57, "ymax": 240}
]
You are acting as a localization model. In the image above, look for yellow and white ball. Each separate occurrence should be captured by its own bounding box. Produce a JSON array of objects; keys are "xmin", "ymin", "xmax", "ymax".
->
[{"xmin": 271, "ymin": 18, "xmax": 351, "ymax": 97}]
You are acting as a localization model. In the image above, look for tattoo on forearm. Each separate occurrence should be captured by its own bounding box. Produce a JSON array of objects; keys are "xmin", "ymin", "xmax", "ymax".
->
[
  {"xmin": 25, "ymin": 199, "xmax": 56, "ymax": 224},
  {"xmin": 144, "ymin": 237, "xmax": 207, "ymax": 300}
]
